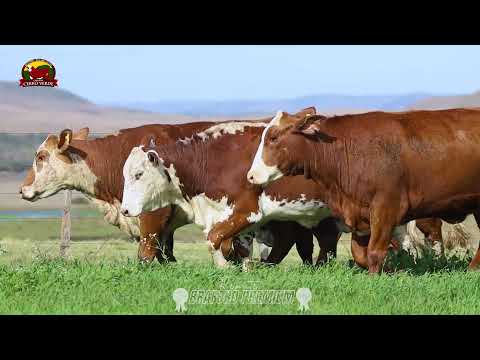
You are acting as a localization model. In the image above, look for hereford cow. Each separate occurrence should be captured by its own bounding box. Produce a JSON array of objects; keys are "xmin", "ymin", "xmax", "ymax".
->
[
  {"xmin": 19, "ymin": 124, "xmax": 221, "ymax": 262},
  {"xmin": 120, "ymin": 110, "xmax": 444, "ymax": 268},
  {"xmin": 247, "ymin": 109, "xmax": 480, "ymax": 273},
  {"xmin": 19, "ymin": 120, "xmax": 325, "ymax": 266},
  {"xmin": 120, "ymin": 120, "xmax": 344, "ymax": 267}
]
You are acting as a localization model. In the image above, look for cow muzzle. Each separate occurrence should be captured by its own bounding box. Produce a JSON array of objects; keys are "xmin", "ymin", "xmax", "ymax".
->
[{"xmin": 19, "ymin": 186, "xmax": 40, "ymax": 202}]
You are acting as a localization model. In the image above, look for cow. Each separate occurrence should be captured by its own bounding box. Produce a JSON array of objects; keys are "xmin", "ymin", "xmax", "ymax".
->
[
  {"xmin": 247, "ymin": 108, "xmax": 480, "ymax": 273},
  {"xmin": 18, "ymin": 120, "xmax": 326, "ymax": 266},
  {"xmin": 119, "ymin": 109, "xmax": 445, "ymax": 268}
]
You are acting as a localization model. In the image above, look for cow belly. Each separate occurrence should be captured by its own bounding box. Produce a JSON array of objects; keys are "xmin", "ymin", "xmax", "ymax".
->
[{"xmin": 247, "ymin": 192, "xmax": 331, "ymax": 228}]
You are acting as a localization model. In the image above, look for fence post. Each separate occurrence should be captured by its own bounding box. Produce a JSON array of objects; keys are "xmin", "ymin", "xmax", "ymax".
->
[{"xmin": 60, "ymin": 190, "xmax": 72, "ymax": 258}]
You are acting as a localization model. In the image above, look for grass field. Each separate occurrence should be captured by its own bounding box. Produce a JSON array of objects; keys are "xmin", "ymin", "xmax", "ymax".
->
[{"xmin": 1, "ymin": 209, "xmax": 480, "ymax": 315}]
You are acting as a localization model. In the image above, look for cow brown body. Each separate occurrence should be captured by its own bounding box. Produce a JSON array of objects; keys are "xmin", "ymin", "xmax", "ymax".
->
[{"xmin": 248, "ymin": 108, "xmax": 480, "ymax": 272}]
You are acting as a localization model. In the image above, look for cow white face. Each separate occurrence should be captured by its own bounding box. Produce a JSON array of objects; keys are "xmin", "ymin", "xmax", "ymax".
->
[
  {"xmin": 247, "ymin": 110, "xmax": 285, "ymax": 185},
  {"xmin": 247, "ymin": 108, "xmax": 318, "ymax": 186},
  {"xmin": 121, "ymin": 147, "xmax": 177, "ymax": 217},
  {"xmin": 20, "ymin": 128, "xmax": 92, "ymax": 201}
]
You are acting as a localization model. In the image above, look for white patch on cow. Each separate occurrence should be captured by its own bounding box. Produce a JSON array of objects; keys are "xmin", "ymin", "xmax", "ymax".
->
[
  {"xmin": 247, "ymin": 111, "xmax": 284, "ymax": 185},
  {"xmin": 247, "ymin": 192, "xmax": 331, "ymax": 229},
  {"xmin": 189, "ymin": 194, "xmax": 234, "ymax": 234},
  {"xmin": 198, "ymin": 122, "xmax": 267, "ymax": 140},
  {"xmin": 179, "ymin": 121, "xmax": 268, "ymax": 144}
]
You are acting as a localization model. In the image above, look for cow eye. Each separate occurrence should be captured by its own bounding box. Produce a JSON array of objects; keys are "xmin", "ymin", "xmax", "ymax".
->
[
  {"xmin": 135, "ymin": 172, "xmax": 144, "ymax": 180},
  {"xmin": 37, "ymin": 155, "xmax": 45, "ymax": 162},
  {"xmin": 269, "ymin": 135, "xmax": 278, "ymax": 143}
]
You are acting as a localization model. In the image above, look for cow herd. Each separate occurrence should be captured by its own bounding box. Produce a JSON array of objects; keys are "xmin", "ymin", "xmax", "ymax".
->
[{"xmin": 19, "ymin": 106, "xmax": 480, "ymax": 273}]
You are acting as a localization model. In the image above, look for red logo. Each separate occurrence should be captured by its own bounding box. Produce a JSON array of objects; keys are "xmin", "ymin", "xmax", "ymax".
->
[{"xmin": 19, "ymin": 59, "xmax": 58, "ymax": 87}]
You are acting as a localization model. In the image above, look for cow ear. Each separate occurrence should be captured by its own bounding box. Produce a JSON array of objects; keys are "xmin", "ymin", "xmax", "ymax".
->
[
  {"xmin": 299, "ymin": 122, "xmax": 320, "ymax": 136},
  {"xmin": 294, "ymin": 115, "xmax": 336, "ymax": 142},
  {"xmin": 73, "ymin": 127, "xmax": 90, "ymax": 140},
  {"xmin": 58, "ymin": 129, "xmax": 73, "ymax": 152},
  {"xmin": 296, "ymin": 106, "xmax": 317, "ymax": 118},
  {"xmin": 294, "ymin": 114, "xmax": 319, "ymax": 132},
  {"xmin": 147, "ymin": 151, "xmax": 160, "ymax": 167}
]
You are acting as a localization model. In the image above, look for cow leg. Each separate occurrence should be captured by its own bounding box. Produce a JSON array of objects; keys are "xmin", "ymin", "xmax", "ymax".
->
[
  {"xmin": 294, "ymin": 225, "xmax": 314, "ymax": 265},
  {"xmin": 263, "ymin": 221, "xmax": 312, "ymax": 265},
  {"xmin": 138, "ymin": 207, "xmax": 176, "ymax": 263},
  {"xmin": 367, "ymin": 201, "xmax": 399, "ymax": 274},
  {"xmin": 265, "ymin": 233, "xmax": 296, "ymax": 264},
  {"xmin": 207, "ymin": 213, "xmax": 252, "ymax": 268},
  {"xmin": 416, "ymin": 218, "xmax": 444, "ymax": 255},
  {"xmin": 163, "ymin": 232, "xmax": 176, "ymax": 262},
  {"xmin": 351, "ymin": 233, "xmax": 369, "ymax": 269},
  {"xmin": 312, "ymin": 217, "xmax": 341, "ymax": 265},
  {"xmin": 468, "ymin": 211, "xmax": 480, "ymax": 269}
]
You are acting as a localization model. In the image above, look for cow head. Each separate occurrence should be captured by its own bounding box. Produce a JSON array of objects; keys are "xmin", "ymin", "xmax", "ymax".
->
[
  {"xmin": 121, "ymin": 146, "xmax": 178, "ymax": 217},
  {"xmin": 20, "ymin": 127, "xmax": 90, "ymax": 201},
  {"xmin": 247, "ymin": 107, "xmax": 319, "ymax": 185}
]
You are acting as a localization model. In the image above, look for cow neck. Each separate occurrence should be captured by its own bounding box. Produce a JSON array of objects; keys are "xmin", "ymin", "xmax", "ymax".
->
[
  {"xmin": 298, "ymin": 138, "xmax": 345, "ymax": 207},
  {"xmin": 69, "ymin": 137, "xmax": 129, "ymax": 203},
  {"xmin": 154, "ymin": 137, "xmax": 209, "ymax": 200}
]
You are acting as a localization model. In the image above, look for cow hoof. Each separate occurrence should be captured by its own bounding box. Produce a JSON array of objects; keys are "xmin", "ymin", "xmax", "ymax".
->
[{"xmin": 211, "ymin": 248, "xmax": 230, "ymax": 268}]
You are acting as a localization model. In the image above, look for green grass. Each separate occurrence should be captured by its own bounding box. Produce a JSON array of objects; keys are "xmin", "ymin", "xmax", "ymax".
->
[
  {"xmin": 0, "ymin": 256, "xmax": 479, "ymax": 315},
  {"xmin": 1, "ymin": 216, "xmax": 480, "ymax": 314}
]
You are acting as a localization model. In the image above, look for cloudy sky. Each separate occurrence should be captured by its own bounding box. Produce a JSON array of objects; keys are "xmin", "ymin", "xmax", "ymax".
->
[{"xmin": 1, "ymin": 45, "xmax": 479, "ymax": 103}]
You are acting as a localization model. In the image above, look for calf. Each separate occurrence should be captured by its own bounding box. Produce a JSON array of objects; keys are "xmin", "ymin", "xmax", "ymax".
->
[{"xmin": 247, "ymin": 109, "xmax": 480, "ymax": 273}]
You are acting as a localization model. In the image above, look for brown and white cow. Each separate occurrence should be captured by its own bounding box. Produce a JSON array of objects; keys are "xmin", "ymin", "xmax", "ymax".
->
[
  {"xmin": 121, "ymin": 110, "xmax": 440, "ymax": 267},
  {"xmin": 19, "ymin": 122, "xmax": 231, "ymax": 262},
  {"xmin": 247, "ymin": 109, "xmax": 480, "ymax": 273},
  {"xmin": 19, "ymin": 120, "xmax": 325, "ymax": 266}
]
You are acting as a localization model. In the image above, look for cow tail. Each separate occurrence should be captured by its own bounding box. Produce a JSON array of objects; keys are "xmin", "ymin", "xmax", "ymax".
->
[
  {"xmin": 406, "ymin": 220, "xmax": 426, "ymax": 248},
  {"xmin": 441, "ymin": 222, "xmax": 472, "ymax": 251}
]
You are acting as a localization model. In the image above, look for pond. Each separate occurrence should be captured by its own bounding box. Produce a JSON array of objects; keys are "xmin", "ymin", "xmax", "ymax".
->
[{"xmin": 0, "ymin": 209, "xmax": 99, "ymax": 221}]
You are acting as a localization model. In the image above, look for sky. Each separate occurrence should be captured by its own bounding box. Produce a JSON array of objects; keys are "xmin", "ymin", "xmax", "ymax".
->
[{"xmin": 1, "ymin": 45, "xmax": 479, "ymax": 103}]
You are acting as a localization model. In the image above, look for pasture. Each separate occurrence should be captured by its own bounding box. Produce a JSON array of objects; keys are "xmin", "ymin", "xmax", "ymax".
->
[{"xmin": 1, "ymin": 204, "xmax": 480, "ymax": 315}]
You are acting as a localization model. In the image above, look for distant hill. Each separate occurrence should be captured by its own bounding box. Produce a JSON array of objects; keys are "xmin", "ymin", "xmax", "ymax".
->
[
  {"xmin": 0, "ymin": 81, "xmax": 196, "ymax": 134},
  {"xmin": 109, "ymin": 93, "xmax": 436, "ymax": 117},
  {"xmin": 0, "ymin": 80, "xmax": 93, "ymax": 111},
  {"xmin": 410, "ymin": 90, "xmax": 480, "ymax": 110},
  {"xmin": 0, "ymin": 81, "xmax": 197, "ymax": 172}
]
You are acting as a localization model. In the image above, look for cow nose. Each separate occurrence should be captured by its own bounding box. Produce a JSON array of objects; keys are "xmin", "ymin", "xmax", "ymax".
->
[
  {"xmin": 121, "ymin": 208, "xmax": 129, "ymax": 216},
  {"xmin": 19, "ymin": 187, "xmax": 23, "ymax": 195}
]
